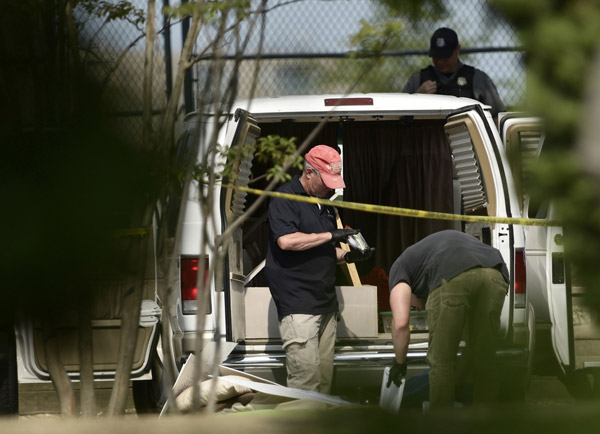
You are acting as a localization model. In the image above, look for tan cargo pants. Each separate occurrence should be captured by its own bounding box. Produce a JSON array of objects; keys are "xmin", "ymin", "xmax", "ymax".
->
[{"xmin": 279, "ymin": 311, "xmax": 337, "ymax": 395}]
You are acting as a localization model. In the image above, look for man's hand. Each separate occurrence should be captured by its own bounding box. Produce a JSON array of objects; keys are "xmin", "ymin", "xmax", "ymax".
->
[
  {"xmin": 416, "ymin": 79, "xmax": 437, "ymax": 94},
  {"xmin": 386, "ymin": 362, "xmax": 407, "ymax": 388},
  {"xmin": 344, "ymin": 247, "xmax": 375, "ymax": 263},
  {"xmin": 330, "ymin": 228, "xmax": 359, "ymax": 243}
]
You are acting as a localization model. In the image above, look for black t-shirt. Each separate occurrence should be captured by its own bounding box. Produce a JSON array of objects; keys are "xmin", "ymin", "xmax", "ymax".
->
[
  {"xmin": 265, "ymin": 175, "xmax": 338, "ymax": 320},
  {"xmin": 388, "ymin": 230, "xmax": 509, "ymax": 299}
]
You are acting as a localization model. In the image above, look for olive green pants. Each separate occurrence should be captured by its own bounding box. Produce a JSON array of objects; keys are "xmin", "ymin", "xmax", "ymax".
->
[
  {"xmin": 280, "ymin": 312, "xmax": 337, "ymax": 395},
  {"xmin": 425, "ymin": 267, "xmax": 507, "ymax": 408}
]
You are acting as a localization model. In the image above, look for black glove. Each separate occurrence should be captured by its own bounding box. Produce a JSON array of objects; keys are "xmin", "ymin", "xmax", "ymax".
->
[
  {"xmin": 386, "ymin": 362, "xmax": 407, "ymax": 388},
  {"xmin": 344, "ymin": 247, "xmax": 375, "ymax": 263},
  {"xmin": 330, "ymin": 228, "xmax": 359, "ymax": 243}
]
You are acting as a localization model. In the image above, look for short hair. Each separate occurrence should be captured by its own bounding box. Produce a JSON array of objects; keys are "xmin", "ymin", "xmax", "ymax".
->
[{"xmin": 304, "ymin": 160, "xmax": 318, "ymax": 174}]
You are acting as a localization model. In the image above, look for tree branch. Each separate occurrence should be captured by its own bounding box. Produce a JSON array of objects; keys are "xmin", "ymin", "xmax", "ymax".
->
[{"xmin": 142, "ymin": 0, "xmax": 156, "ymax": 146}]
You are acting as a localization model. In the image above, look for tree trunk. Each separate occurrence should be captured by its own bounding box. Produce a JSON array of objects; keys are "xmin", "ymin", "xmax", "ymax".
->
[
  {"xmin": 142, "ymin": 0, "xmax": 156, "ymax": 147},
  {"xmin": 159, "ymin": 1, "xmax": 204, "ymax": 149},
  {"xmin": 106, "ymin": 280, "xmax": 145, "ymax": 416},
  {"xmin": 107, "ymin": 220, "xmax": 152, "ymax": 416},
  {"xmin": 43, "ymin": 325, "xmax": 77, "ymax": 417},
  {"xmin": 78, "ymin": 296, "xmax": 96, "ymax": 417}
]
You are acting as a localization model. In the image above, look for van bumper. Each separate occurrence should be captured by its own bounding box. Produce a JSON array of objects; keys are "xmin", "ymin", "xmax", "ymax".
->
[{"xmin": 223, "ymin": 338, "xmax": 531, "ymax": 402}]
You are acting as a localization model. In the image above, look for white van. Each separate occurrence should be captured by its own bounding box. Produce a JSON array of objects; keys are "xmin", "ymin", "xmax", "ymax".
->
[
  {"xmin": 167, "ymin": 93, "xmax": 535, "ymax": 403},
  {"xmin": 499, "ymin": 114, "xmax": 600, "ymax": 395},
  {"xmin": 6, "ymin": 93, "xmax": 537, "ymax": 413}
]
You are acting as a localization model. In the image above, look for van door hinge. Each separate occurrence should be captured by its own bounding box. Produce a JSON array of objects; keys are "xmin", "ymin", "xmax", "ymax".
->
[{"xmin": 139, "ymin": 299, "xmax": 162, "ymax": 327}]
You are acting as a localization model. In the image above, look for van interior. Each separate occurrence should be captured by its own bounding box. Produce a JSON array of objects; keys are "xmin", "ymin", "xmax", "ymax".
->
[{"xmin": 236, "ymin": 117, "xmax": 493, "ymax": 337}]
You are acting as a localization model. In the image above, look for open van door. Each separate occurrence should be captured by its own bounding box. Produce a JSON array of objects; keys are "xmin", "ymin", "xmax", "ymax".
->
[
  {"xmin": 499, "ymin": 114, "xmax": 544, "ymax": 211},
  {"xmin": 500, "ymin": 114, "xmax": 600, "ymax": 385},
  {"xmin": 546, "ymin": 206, "xmax": 600, "ymax": 376},
  {"xmin": 444, "ymin": 106, "xmax": 517, "ymax": 338},
  {"xmin": 499, "ymin": 115, "xmax": 551, "ymax": 323},
  {"xmin": 222, "ymin": 109, "xmax": 262, "ymax": 343}
]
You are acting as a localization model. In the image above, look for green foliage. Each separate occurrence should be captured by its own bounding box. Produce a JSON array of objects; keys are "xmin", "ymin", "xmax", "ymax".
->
[
  {"xmin": 219, "ymin": 138, "xmax": 257, "ymax": 182},
  {"xmin": 194, "ymin": 134, "xmax": 303, "ymax": 186},
  {"xmin": 492, "ymin": 0, "xmax": 600, "ymax": 142},
  {"xmin": 378, "ymin": 0, "xmax": 445, "ymax": 19},
  {"xmin": 528, "ymin": 151, "xmax": 600, "ymax": 315},
  {"xmin": 491, "ymin": 0, "xmax": 550, "ymax": 29},
  {"xmin": 492, "ymin": 0, "xmax": 600, "ymax": 314},
  {"xmin": 191, "ymin": 161, "xmax": 212, "ymax": 187},
  {"xmin": 327, "ymin": 0, "xmax": 446, "ymax": 93},
  {"xmin": 77, "ymin": 0, "xmax": 145, "ymax": 30},
  {"xmin": 254, "ymin": 135, "xmax": 304, "ymax": 182},
  {"xmin": 349, "ymin": 19, "xmax": 404, "ymax": 59},
  {"xmin": 164, "ymin": 0, "xmax": 251, "ymax": 23}
]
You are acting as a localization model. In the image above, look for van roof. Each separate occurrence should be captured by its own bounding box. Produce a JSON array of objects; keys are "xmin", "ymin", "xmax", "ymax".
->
[{"xmin": 186, "ymin": 93, "xmax": 489, "ymax": 121}]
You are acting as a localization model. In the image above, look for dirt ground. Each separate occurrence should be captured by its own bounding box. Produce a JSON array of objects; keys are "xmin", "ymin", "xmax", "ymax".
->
[
  {"xmin": 7, "ymin": 324, "xmax": 596, "ymax": 432},
  {"xmin": 5, "ymin": 400, "xmax": 600, "ymax": 434}
]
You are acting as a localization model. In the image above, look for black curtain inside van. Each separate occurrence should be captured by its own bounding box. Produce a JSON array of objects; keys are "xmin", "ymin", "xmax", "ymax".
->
[
  {"xmin": 246, "ymin": 119, "xmax": 454, "ymax": 298},
  {"xmin": 341, "ymin": 119, "xmax": 455, "ymax": 278}
]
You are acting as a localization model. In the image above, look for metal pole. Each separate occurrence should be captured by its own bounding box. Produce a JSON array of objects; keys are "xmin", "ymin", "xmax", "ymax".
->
[
  {"xmin": 181, "ymin": 0, "xmax": 194, "ymax": 113},
  {"xmin": 163, "ymin": 0, "xmax": 173, "ymax": 99}
]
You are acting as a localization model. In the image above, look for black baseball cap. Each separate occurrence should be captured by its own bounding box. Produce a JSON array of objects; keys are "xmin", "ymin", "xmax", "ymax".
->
[{"xmin": 428, "ymin": 27, "xmax": 459, "ymax": 58}]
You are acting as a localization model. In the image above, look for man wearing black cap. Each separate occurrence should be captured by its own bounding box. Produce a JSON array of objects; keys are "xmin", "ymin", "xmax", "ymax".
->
[{"xmin": 402, "ymin": 27, "xmax": 506, "ymax": 119}]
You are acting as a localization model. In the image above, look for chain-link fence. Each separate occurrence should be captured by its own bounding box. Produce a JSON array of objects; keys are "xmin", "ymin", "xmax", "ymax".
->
[
  {"xmin": 75, "ymin": 0, "xmax": 525, "ymax": 143},
  {"xmin": 192, "ymin": 0, "xmax": 525, "ymax": 109},
  {"xmin": 75, "ymin": 1, "xmax": 168, "ymax": 145}
]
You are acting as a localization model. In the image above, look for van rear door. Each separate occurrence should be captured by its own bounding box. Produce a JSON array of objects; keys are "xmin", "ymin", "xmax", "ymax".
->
[
  {"xmin": 541, "ymin": 207, "xmax": 600, "ymax": 375},
  {"xmin": 499, "ymin": 114, "xmax": 600, "ymax": 376},
  {"xmin": 222, "ymin": 109, "xmax": 262, "ymax": 343},
  {"xmin": 15, "ymin": 228, "xmax": 161, "ymax": 381},
  {"xmin": 499, "ymin": 115, "xmax": 550, "ymax": 323},
  {"xmin": 444, "ymin": 107, "xmax": 516, "ymax": 337}
]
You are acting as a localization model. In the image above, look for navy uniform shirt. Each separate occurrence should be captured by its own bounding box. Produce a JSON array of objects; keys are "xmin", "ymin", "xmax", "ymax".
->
[
  {"xmin": 402, "ymin": 61, "xmax": 506, "ymax": 118},
  {"xmin": 265, "ymin": 175, "xmax": 338, "ymax": 320},
  {"xmin": 389, "ymin": 230, "xmax": 509, "ymax": 299}
]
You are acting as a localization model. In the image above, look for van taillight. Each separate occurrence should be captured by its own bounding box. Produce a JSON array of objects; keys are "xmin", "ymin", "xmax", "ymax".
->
[
  {"xmin": 514, "ymin": 250, "xmax": 526, "ymax": 308},
  {"xmin": 181, "ymin": 257, "xmax": 209, "ymax": 314}
]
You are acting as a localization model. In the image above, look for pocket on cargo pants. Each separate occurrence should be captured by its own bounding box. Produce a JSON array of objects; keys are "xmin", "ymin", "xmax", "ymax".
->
[{"xmin": 280, "ymin": 314, "xmax": 320, "ymax": 392}]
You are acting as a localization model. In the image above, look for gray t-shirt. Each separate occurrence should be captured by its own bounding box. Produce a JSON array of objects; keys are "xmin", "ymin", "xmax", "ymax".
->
[
  {"xmin": 388, "ymin": 230, "xmax": 509, "ymax": 299},
  {"xmin": 402, "ymin": 61, "xmax": 506, "ymax": 118}
]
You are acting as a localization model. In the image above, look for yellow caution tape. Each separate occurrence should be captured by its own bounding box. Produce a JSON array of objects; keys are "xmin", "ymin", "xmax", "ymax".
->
[
  {"xmin": 112, "ymin": 227, "xmax": 150, "ymax": 238},
  {"xmin": 225, "ymin": 184, "xmax": 559, "ymax": 227}
]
